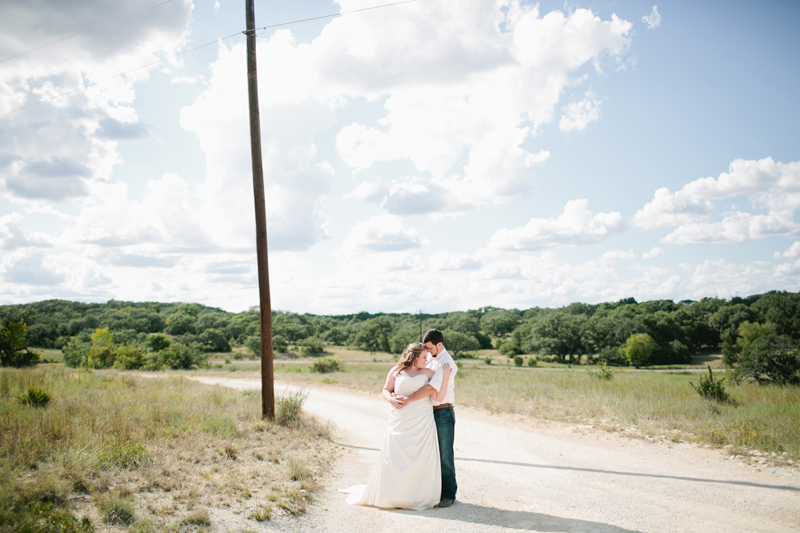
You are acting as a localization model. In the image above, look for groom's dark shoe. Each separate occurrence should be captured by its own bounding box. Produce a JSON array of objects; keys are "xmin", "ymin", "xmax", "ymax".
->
[{"xmin": 438, "ymin": 499, "xmax": 454, "ymax": 508}]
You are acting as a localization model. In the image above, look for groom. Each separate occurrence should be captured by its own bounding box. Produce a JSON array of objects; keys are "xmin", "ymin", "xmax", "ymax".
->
[{"xmin": 403, "ymin": 328, "xmax": 458, "ymax": 507}]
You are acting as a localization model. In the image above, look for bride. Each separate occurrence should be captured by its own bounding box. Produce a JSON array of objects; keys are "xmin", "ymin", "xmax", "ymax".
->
[{"xmin": 344, "ymin": 342, "xmax": 452, "ymax": 510}]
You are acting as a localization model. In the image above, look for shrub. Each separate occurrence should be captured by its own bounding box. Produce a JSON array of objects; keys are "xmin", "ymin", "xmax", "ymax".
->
[
  {"xmin": 287, "ymin": 456, "xmax": 313, "ymax": 481},
  {"xmin": 513, "ymin": 355, "xmax": 523, "ymax": 367},
  {"xmin": 597, "ymin": 345, "xmax": 627, "ymax": 366},
  {"xmin": 95, "ymin": 491, "xmax": 135, "ymax": 525},
  {"xmin": 310, "ymin": 356, "xmax": 341, "ymax": 373},
  {"xmin": 301, "ymin": 336, "xmax": 325, "ymax": 356},
  {"xmin": 621, "ymin": 333, "xmax": 656, "ymax": 368},
  {"xmin": 16, "ymin": 387, "xmax": 52, "ymax": 408},
  {"xmin": 180, "ymin": 509, "xmax": 210, "ymax": 526},
  {"xmin": 690, "ymin": 366, "xmax": 730, "ymax": 403},
  {"xmin": 483, "ymin": 356, "xmax": 492, "ymax": 365},
  {"xmin": 595, "ymin": 362, "xmax": 614, "ymax": 380},
  {"xmin": 112, "ymin": 344, "xmax": 146, "ymax": 370},
  {"xmin": 526, "ymin": 357, "xmax": 537, "ymax": 367},
  {"xmin": 276, "ymin": 390, "xmax": 307, "ymax": 426}
]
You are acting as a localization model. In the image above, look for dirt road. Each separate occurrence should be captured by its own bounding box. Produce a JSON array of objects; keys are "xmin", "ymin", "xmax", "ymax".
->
[{"xmin": 193, "ymin": 377, "xmax": 800, "ymax": 533}]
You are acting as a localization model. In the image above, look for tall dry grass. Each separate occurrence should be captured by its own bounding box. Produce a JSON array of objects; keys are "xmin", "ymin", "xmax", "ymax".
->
[
  {"xmin": 0, "ymin": 366, "xmax": 333, "ymax": 532},
  {"xmin": 268, "ymin": 360, "xmax": 800, "ymax": 459}
]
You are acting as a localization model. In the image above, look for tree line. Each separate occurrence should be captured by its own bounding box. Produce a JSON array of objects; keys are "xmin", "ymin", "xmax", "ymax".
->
[{"xmin": 1, "ymin": 291, "xmax": 798, "ymax": 382}]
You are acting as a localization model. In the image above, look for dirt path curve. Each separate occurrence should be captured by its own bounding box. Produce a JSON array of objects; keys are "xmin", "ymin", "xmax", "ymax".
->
[{"xmin": 193, "ymin": 377, "xmax": 799, "ymax": 533}]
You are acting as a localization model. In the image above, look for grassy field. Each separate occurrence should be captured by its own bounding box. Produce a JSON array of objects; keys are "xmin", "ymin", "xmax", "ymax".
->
[
  {"xmin": 1, "ymin": 365, "xmax": 333, "ymax": 532},
  {"xmin": 200, "ymin": 347, "xmax": 800, "ymax": 464}
]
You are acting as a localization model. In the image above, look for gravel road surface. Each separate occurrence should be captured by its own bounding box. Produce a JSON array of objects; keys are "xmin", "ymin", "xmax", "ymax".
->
[{"xmin": 192, "ymin": 377, "xmax": 800, "ymax": 533}]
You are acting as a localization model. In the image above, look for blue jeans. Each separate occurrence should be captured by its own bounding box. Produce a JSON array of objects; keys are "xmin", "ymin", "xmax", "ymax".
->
[{"xmin": 433, "ymin": 406, "xmax": 457, "ymax": 501}]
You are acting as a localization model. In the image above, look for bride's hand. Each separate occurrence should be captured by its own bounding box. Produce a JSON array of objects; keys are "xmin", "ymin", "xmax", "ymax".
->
[{"xmin": 442, "ymin": 362, "xmax": 452, "ymax": 374}]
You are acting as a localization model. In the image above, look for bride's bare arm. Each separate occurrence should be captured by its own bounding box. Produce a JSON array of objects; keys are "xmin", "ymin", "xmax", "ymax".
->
[{"xmin": 382, "ymin": 366, "xmax": 406, "ymax": 409}]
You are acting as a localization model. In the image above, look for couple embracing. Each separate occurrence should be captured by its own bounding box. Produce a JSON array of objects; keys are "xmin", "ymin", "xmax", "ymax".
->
[{"xmin": 345, "ymin": 329, "xmax": 458, "ymax": 510}]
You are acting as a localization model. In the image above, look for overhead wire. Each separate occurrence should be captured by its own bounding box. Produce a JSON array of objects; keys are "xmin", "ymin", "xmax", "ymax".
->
[
  {"xmin": 0, "ymin": 0, "xmax": 175, "ymax": 63},
  {"xmin": 0, "ymin": 0, "xmax": 421, "ymax": 118}
]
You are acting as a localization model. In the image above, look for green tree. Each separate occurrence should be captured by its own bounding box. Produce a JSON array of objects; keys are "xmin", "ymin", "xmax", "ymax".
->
[
  {"xmin": 621, "ymin": 333, "xmax": 656, "ymax": 368},
  {"xmin": 752, "ymin": 291, "xmax": 800, "ymax": 339},
  {"xmin": 528, "ymin": 312, "xmax": 588, "ymax": 364},
  {"xmin": 0, "ymin": 306, "xmax": 39, "ymax": 367},
  {"xmin": 480, "ymin": 310, "xmax": 519, "ymax": 337},
  {"xmin": 442, "ymin": 330, "xmax": 480, "ymax": 357},
  {"xmin": 733, "ymin": 321, "xmax": 800, "ymax": 384},
  {"xmin": 87, "ymin": 327, "xmax": 116, "ymax": 368},
  {"xmin": 354, "ymin": 317, "xmax": 393, "ymax": 353}
]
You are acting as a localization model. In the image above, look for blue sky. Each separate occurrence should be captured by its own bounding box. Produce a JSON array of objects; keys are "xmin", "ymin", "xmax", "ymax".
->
[{"xmin": 1, "ymin": 0, "xmax": 799, "ymax": 313}]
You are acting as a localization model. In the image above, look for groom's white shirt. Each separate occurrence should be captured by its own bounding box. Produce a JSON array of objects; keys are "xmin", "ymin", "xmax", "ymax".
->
[{"xmin": 426, "ymin": 346, "xmax": 456, "ymax": 405}]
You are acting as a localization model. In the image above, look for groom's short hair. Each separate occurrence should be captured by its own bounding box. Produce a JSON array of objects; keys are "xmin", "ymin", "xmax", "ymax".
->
[{"xmin": 422, "ymin": 328, "xmax": 444, "ymax": 345}]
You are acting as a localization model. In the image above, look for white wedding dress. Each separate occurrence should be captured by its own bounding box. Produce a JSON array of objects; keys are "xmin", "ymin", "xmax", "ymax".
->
[{"xmin": 344, "ymin": 371, "xmax": 442, "ymax": 510}]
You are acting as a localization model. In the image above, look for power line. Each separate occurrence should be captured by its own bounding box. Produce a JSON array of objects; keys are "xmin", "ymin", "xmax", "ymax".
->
[
  {"xmin": 0, "ymin": 0, "xmax": 175, "ymax": 63},
  {"xmin": 0, "ymin": 32, "xmax": 242, "ymax": 119},
  {"xmin": 0, "ymin": 0, "xmax": 422, "ymax": 118},
  {"xmin": 254, "ymin": 0, "xmax": 420, "ymax": 33}
]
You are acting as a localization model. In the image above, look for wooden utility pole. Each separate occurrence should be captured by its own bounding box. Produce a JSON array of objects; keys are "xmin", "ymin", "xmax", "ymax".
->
[{"xmin": 245, "ymin": 0, "xmax": 275, "ymax": 420}]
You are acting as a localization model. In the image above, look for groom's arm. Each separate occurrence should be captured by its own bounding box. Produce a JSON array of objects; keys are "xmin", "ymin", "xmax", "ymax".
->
[{"xmin": 403, "ymin": 384, "xmax": 435, "ymax": 403}]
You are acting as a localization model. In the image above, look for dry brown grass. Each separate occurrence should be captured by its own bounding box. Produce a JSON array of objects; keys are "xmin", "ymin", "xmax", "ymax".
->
[{"xmin": 0, "ymin": 366, "xmax": 334, "ymax": 531}]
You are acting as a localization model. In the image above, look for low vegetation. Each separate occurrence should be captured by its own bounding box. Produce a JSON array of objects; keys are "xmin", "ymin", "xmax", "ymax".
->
[
  {"xmin": 0, "ymin": 366, "xmax": 332, "ymax": 531},
  {"xmin": 267, "ymin": 349, "xmax": 800, "ymax": 461}
]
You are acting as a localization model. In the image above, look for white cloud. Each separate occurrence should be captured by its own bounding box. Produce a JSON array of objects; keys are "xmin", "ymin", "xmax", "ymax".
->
[
  {"xmin": 663, "ymin": 210, "xmax": 799, "ymax": 244},
  {"xmin": 687, "ymin": 259, "xmax": 773, "ymax": 299},
  {"xmin": 429, "ymin": 251, "xmax": 482, "ymax": 271},
  {"xmin": 559, "ymin": 94, "xmax": 601, "ymax": 133},
  {"xmin": 330, "ymin": 2, "xmax": 631, "ymax": 215},
  {"xmin": 642, "ymin": 6, "xmax": 661, "ymax": 30},
  {"xmin": 343, "ymin": 214, "xmax": 421, "ymax": 252},
  {"xmin": 775, "ymin": 241, "xmax": 800, "ymax": 259},
  {"xmin": 643, "ymin": 246, "xmax": 664, "ymax": 259},
  {"xmin": 600, "ymin": 249, "xmax": 635, "ymax": 261},
  {"xmin": 0, "ymin": 0, "xmax": 193, "ymax": 203},
  {"xmin": 682, "ymin": 157, "xmax": 781, "ymax": 199},
  {"xmin": 632, "ymin": 188, "xmax": 714, "ymax": 229},
  {"xmin": 1, "ymin": 251, "xmax": 65, "ymax": 286},
  {"xmin": 487, "ymin": 199, "xmax": 624, "ymax": 251}
]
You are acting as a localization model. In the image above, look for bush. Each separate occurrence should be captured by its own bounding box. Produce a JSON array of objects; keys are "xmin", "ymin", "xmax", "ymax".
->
[
  {"xmin": 594, "ymin": 362, "xmax": 614, "ymax": 380},
  {"xmin": 95, "ymin": 491, "xmax": 135, "ymax": 525},
  {"xmin": 301, "ymin": 336, "xmax": 325, "ymax": 356},
  {"xmin": 310, "ymin": 357, "xmax": 342, "ymax": 373},
  {"xmin": 513, "ymin": 355, "xmax": 523, "ymax": 367},
  {"xmin": 526, "ymin": 357, "xmax": 537, "ymax": 367},
  {"xmin": 595, "ymin": 345, "xmax": 626, "ymax": 366},
  {"xmin": 112, "ymin": 344, "xmax": 146, "ymax": 370},
  {"xmin": 690, "ymin": 366, "xmax": 729, "ymax": 403},
  {"xmin": 621, "ymin": 333, "xmax": 656, "ymax": 368},
  {"xmin": 16, "ymin": 387, "xmax": 52, "ymax": 407},
  {"xmin": 145, "ymin": 342, "xmax": 204, "ymax": 370},
  {"xmin": 483, "ymin": 356, "xmax": 492, "ymax": 365},
  {"xmin": 276, "ymin": 390, "xmax": 307, "ymax": 426}
]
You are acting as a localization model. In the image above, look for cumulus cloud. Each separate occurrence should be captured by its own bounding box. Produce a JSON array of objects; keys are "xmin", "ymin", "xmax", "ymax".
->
[
  {"xmin": 429, "ymin": 251, "xmax": 482, "ymax": 271},
  {"xmin": 559, "ymin": 94, "xmax": 601, "ymax": 133},
  {"xmin": 330, "ymin": 2, "xmax": 631, "ymax": 215},
  {"xmin": 487, "ymin": 199, "xmax": 623, "ymax": 251},
  {"xmin": 343, "ymin": 214, "xmax": 421, "ymax": 252},
  {"xmin": 600, "ymin": 249, "xmax": 635, "ymax": 261},
  {"xmin": 642, "ymin": 6, "xmax": 661, "ymax": 30},
  {"xmin": 635, "ymin": 158, "xmax": 800, "ymax": 246},
  {"xmin": 0, "ymin": 0, "xmax": 192, "ymax": 202},
  {"xmin": 633, "ymin": 188, "xmax": 715, "ymax": 229},
  {"xmin": 643, "ymin": 246, "xmax": 664, "ymax": 259},
  {"xmin": 1, "ymin": 251, "xmax": 65, "ymax": 286},
  {"xmin": 774, "ymin": 241, "xmax": 800, "ymax": 259},
  {"xmin": 663, "ymin": 210, "xmax": 799, "ymax": 244}
]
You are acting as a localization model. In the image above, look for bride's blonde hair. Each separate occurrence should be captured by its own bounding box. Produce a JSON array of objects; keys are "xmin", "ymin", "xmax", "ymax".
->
[{"xmin": 397, "ymin": 342, "xmax": 426, "ymax": 370}]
